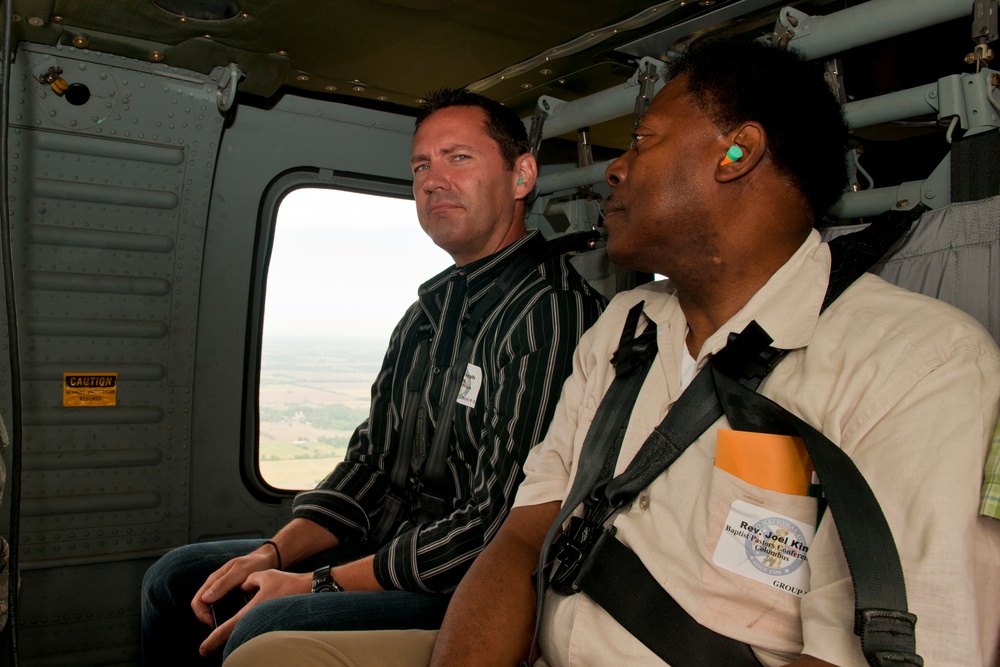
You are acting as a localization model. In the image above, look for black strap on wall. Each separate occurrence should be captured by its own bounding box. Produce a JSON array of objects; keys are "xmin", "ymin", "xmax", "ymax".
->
[
  {"xmin": 372, "ymin": 237, "xmax": 549, "ymax": 543},
  {"xmin": 528, "ymin": 209, "xmax": 922, "ymax": 666}
]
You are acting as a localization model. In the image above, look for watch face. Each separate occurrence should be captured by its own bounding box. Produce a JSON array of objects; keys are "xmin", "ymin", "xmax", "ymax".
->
[
  {"xmin": 311, "ymin": 566, "xmax": 332, "ymax": 594},
  {"xmin": 311, "ymin": 565, "xmax": 342, "ymax": 593}
]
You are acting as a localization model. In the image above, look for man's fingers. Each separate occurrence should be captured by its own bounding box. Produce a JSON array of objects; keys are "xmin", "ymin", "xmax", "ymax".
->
[
  {"xmin": 192, "ymin": 602, "xmax": 215, "ymax": 627},
  {"xmin": 191, "ymin": 561, "xmax": 240, "ymax": 625},
  {"xmin": 198, "ymin": 613, "xmax": 238, "ymax": 657},
  {"xmin": 191, "ymin": 579, "xmax": 220, "ymax": 626},
  {"xmin": 202, "ymin": 576, "xmax": 233, "ymax": 604}
]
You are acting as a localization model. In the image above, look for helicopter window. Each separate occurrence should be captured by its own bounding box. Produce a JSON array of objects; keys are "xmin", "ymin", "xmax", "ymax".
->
[{"xmin": 258, "ymin": 187, "xmax": 450, "ymax": 490}]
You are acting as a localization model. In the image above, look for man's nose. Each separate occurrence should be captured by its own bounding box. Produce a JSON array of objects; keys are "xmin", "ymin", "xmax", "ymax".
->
[
  {"xmin": 605, "ymin": 154, "xmax": 628, "ymax": 187},
  {"xmin": 421, "ymin": 162, "xmax": 449, "ymax": 191}
]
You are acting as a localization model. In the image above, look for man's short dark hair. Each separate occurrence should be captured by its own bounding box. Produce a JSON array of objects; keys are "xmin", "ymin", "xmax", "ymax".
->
[
  {"xmin": 672, "ymin": 38, "xmax": 849, "ymax": 219},
  {"xmin": 415, "ymin": 88, "xmax": 529, "ymax": 170}
]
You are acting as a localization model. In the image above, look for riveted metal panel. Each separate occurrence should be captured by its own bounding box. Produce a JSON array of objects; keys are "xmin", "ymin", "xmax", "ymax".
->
[{"xmin": 4, "ymin": 42, "xmax": 225, "ymax": 664}]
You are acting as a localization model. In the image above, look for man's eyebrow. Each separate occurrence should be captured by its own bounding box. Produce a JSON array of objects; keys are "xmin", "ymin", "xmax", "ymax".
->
[
  {"xmin": 410, "ymin": 143, "xmax": 480, "ymax": 164},
  {"xmin": 633, "ymin": 120, "xmax": 656, "ymax": 133},
  {"xmin": 440, "ymin": 143, "xmax": 479, "ymax": 155}
]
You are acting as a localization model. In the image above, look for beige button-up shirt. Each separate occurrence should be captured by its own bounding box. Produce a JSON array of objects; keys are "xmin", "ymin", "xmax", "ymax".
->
[{"xmin": 515, "ymin": 230, "xmax": 1000, "ymax": 666}]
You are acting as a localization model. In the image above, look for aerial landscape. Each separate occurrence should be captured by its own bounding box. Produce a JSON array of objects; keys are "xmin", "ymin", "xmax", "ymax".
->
[{"xmin": 257, "ymin": 337, "xmax": 383, "ymax": 489}]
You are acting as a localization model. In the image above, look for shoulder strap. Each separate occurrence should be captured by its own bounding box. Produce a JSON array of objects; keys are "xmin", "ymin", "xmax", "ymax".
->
[
  {"xmin": 374, "ymin": 237, "xmax": 550, "ymax": 541},
  {"xmin": 417, "ymin": 238, "xmax": 551, "ymax": 518},
  {"xmin": 370, "ymin": 325, "xmax": 433, "ymax": 544},
  {"xmin": 712, "ymin": 346, "xmax": 921, "ymax": 667}
]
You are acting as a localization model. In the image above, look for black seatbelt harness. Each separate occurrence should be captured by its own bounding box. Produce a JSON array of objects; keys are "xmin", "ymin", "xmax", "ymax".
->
[
  {"xmin": 371, "ymin": 238, "xmax": 549, "ymax": 544},
  {"xmin": 528, "ymin": 210, "xmax": 924, "ymax": 667}
]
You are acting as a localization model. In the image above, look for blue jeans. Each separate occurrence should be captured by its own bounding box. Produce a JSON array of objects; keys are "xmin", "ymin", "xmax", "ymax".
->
[{"xmin": 140, "ymin": 539, "xmax": 451, "ymax": 666}]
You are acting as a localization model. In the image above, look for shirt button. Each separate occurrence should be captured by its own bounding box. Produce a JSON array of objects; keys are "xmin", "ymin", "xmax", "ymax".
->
[
  {"xmin": 432, "ymin": 366, "xmax": 441, "ymax": 375},
  {"xmin": 638, "ymin": 495, "xmax": 650, "ymax": 511}
]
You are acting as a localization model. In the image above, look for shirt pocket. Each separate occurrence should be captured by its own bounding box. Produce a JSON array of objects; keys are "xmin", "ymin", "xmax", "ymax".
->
[{"xmin": 707, "ymin": 466, "xmax": 820, "ymax": 595}]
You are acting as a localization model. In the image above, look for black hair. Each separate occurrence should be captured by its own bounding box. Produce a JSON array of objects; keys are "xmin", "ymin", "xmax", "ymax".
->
[
  {"xmin": 414, "ymin": 88, "xmax": 529, "ymax": 169},
  {"xmin": 671, "ymin": 38, "xmax": 849, "ymax": 219}
]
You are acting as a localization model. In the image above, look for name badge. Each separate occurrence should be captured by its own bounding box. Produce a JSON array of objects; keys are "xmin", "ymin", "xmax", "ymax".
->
[
  {"xmin": 712, "ymin": 499, "xmax": 814, "ymax": 597},
  {"xmin": 456, "ymin": 363, "xmax": 483, "ymax": 408}
]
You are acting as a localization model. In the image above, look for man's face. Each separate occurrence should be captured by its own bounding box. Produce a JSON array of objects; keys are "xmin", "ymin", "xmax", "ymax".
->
[
  {"xmin": 411, "ymin": 106, "xmax": 521, "ymax": 266},
  {"xmin": 603, "ymin": 76, "xmax": 726, "ymax": 277}
]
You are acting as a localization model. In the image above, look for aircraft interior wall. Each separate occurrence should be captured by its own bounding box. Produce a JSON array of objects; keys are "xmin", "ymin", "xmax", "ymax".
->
[{"xmin": 0, "ymin": 41, "xmax": 422, "ymax": 666}]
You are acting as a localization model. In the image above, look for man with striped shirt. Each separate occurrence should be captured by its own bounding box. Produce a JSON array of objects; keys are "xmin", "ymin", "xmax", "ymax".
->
[{"xmin": 140, "ymin": 88, "xmax": 605, "ymax": 666}]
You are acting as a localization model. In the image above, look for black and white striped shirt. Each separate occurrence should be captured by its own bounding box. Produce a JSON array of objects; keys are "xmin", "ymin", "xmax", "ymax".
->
[{"xmin": 292, "ymin": 230, "xmax": 605, "ymax": 592}]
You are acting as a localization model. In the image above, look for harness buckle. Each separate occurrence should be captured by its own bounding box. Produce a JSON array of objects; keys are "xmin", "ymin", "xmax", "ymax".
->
[
  {"xmin": 417, "ymin": 490, "xmax": 450, "ymax": 521},
  {"xmin": 855, "ymin": 608, "xmax": 923, "ymax": 666},
  {"xmin": 544, "ymin": 516, "xmax": 608, "ymax": 594}
]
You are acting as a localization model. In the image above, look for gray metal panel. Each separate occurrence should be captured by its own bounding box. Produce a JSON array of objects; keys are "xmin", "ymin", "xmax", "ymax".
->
[{"xmin": 4, "ymin": 42, "xmax": 224, "ymax": 664}]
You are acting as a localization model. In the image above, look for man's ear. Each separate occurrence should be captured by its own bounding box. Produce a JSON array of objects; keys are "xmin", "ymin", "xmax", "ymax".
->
[
  {"xmin": 715, "ymin": 122, "xmax": 766, "ymax": 183},
  {"xmin": 514, "ymin": 153, "xmax": 538, "ymax": 197}
]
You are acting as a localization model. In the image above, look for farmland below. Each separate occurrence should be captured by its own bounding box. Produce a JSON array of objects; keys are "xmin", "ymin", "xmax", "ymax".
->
[{"xmin": 258, "ymin": 337, "xmax": 384, "ymax": 489}]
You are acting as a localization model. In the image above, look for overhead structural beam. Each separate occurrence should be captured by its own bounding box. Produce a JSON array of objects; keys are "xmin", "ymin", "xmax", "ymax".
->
[
  {"xmin": 844, "ymin": 83, "xmax": 940, "ymax": 129},
  {"xmin": 534, "ymin": 160, "xmax": 614, "ymax": 197},
  {"xmin": 830, "ymin": 156, "xmax": 952, "ymax": 219},
  {"xmin": 521, "ymin": 57, "xmax": 667, "ymax": 141},
  {"xmin": 527, "ymin": 0, "xmax": 979, "ymax": 150},
  {"xmin": 781, "ymin": 0, "xmax": 974, "ymax": 60},
  {"xmin": 529, "ymin": 0, "xmax": 988, "ymax": 219},
  {"xmin": 845, "ymin": 69, "xmax": 1000, "ymax": 134},
  {"xmin": 616, "ymin": 0, "xmax": 789, "ymax": 60}
]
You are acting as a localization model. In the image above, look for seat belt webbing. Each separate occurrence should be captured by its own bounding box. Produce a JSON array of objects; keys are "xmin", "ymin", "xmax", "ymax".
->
[{"xmin": 577, "ymin": 530, "xmax": 763, "ymax": 666}]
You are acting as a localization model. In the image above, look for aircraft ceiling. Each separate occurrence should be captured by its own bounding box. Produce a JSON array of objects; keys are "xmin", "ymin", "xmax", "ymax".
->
[
  {"xmin": 7, "ymin": 1, "xmax": 837, "ymax": 110},
  {"xmin": 3, "ymin": 0, "xmax": 977, "ymax": 154}
]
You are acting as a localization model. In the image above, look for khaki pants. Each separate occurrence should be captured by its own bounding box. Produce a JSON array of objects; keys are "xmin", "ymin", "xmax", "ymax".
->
[{"xmin": 224, "ymin": 629, "xmax": 438, "ymax": 667}]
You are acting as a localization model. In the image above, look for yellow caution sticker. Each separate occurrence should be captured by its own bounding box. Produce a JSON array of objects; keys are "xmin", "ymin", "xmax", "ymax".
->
[{"xmin": 63, "ymin": 373, "xmax": 118, "ymax": 407}]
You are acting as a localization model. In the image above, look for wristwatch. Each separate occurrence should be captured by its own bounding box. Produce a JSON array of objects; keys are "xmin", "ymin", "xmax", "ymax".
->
[{"xmin": 310, "ymin": 565, "xmax": 344, "ymax": 593}]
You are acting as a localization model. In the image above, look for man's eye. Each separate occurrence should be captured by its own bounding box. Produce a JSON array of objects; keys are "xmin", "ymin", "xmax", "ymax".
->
[
  {"xmin": 413, "ymin": 164, "xmax": 428, "ymax": 173},
  {"xmin": 630, "ymin": 134, "xmax": 646, "ymax": 150}
]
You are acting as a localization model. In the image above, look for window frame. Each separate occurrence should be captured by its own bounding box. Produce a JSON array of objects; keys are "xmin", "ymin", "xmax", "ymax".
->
[{"xmin": 242, "ymin": 168, "xmax": 415, "ymax": 500}]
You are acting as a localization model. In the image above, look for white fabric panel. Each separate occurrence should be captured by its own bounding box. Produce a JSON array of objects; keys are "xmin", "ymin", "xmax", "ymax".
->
[{"xmin": 823, "ymin": 195, "xmax": 1000, "ymax": 345}]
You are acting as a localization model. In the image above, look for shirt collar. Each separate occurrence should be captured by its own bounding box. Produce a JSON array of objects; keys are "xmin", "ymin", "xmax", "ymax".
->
[
  {"xmin": 418, "ymin": 229, "xmax": 542, "ymax": 302},
  {"xmin": 696, "ymin": 229, "xmax": 830, "ymax": 363}
]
